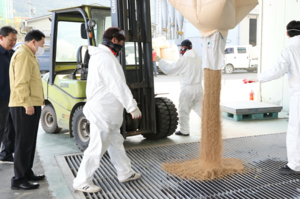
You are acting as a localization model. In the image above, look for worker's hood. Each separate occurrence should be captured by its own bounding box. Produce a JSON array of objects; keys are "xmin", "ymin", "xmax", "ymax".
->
[
  {"xmin": 289, "ymin": 35, "xmax": 300, "ymax": 47},
  {"xmin": 183, "ymin": 49, "xmax": 198, "ymax": 59},
  {"xmin": 88, "ymin": 44, "xmax": 114, "ymax": 57}
]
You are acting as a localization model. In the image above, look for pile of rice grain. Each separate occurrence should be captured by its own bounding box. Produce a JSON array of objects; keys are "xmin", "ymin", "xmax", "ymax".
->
[{"xmin": 163, "ymin": 69, "xmax": 244, "ymax": 181}]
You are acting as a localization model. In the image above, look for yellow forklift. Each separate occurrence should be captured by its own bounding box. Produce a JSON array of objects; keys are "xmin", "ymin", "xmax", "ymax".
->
[{"xmin": 41, "ymin": 1, "xmax": 179, "ymax": 151}]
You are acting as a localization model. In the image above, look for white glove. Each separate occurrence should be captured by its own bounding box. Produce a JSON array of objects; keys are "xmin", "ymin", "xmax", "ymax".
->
[
  {"xmin": 155, "ymin": 56, "xmax": 161, "ymax": 62},
  {"xmin": 130, "ymin": 107, "xmax": 142, "ymax": 119}
]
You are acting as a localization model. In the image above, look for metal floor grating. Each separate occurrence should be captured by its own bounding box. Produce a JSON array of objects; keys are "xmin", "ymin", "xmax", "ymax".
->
[{"xmin": 57, "ymin": 133, "xmax": 300, "ymax": 199}]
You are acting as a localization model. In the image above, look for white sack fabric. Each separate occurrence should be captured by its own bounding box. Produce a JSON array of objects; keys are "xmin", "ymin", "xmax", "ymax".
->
[
  {"xmin": 169, "ymin": 0, "xmax": 258, "ymax": 38},
  {"xmin": 201, "ymin": 30, "xmax": 227, "ymax": 70}
]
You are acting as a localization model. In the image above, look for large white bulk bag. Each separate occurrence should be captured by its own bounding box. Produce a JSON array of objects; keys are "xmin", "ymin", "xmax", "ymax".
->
[{"xmin": 169, "ymin": 0, "xmax": 258, "ymax": 37}]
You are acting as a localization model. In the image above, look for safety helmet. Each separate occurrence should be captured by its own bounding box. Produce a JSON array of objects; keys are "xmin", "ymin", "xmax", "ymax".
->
[
  {"xmin": 180, "ymin": 39, "xmax": 192, "ymax": 48},
  {"xmin": 178, "ymin": 39, "xmax": 192, "ymax": 55}
]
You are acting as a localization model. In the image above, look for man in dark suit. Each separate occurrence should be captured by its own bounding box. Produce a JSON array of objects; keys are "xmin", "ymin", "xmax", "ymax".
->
[{"xmin": 0, "ymin": 26, "xmax": 17, "ymax": 164}]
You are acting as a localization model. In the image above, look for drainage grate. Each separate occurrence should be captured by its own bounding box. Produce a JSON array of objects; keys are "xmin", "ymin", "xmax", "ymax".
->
[{"xmin": 60, "ymin": 133, "xmax": 300, "ymax": 199}]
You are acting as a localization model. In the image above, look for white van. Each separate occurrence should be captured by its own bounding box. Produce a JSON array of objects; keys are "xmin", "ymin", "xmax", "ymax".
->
[{"xmin": 223, "ymin": 45, "xmax": 258, "ymax": 74}]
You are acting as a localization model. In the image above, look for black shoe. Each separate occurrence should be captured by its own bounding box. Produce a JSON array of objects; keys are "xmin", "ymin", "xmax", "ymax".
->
[
  {"xmin": 175, "ymin": 131, "xmax": 189, "ymax": 136},
  {"xmin": 11, "ymin": 182, "xmax": 40, "ymax": 190},
  {"xmin": 0, "ymin": 156, "xmax": 14, "ymax": 164},
  {"xmin": 28, "ymin": 174, "xmax": 45, "ymax": 181},
  {"xmin": 279, "ymin": 165, "xmax": 300, "ymax": 175}
]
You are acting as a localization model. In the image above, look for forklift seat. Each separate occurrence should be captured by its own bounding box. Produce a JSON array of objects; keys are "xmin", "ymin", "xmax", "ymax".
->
[
  {"xmin": 70, "ymin": 45, "xmax": 90, "ymax": 80},
  {"xmin": 77, "ymin": 45, "xmax": 90, "ymax": 68}
]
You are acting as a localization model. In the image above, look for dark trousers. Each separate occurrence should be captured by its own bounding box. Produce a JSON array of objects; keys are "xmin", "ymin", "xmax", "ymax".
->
[
  {"xmin": 0, "ymin": 100, "xmax": 15, "ymax": 160},
  {"xmin": 10, "ymin": 106, "xmax": 41, "ymax": 185}
]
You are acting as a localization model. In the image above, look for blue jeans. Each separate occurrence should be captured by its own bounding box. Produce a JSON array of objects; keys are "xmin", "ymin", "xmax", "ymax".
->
[{"xmin": 153, "ymin": 61, "xmax": 157, "ymax": 76}]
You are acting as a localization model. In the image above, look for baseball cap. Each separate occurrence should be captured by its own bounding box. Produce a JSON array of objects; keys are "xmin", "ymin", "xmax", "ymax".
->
[{"xmin": 177, "ymin": 39, "xmax": 192, "ymax": 48}]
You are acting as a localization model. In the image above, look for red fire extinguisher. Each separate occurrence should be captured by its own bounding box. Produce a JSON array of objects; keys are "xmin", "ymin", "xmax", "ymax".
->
[{"xmin": 250, "ymin": 90, "xmax": 254, "ymax": 100}]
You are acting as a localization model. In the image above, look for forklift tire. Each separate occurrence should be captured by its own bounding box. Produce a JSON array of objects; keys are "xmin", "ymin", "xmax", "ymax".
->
[
  {"xmin": 72, "ymin": 106, "xmax": 90, "ymax": 152},
  {"xmin": 41, "ymin": 104, "xmax": 62, "ymax": 134},
  {"xmin": 143, "ymin": 97, "xmax": 178, "ymax": 140},
  {"xmin": 163, "ymin": 98, "xmax": 179, "ymax": 137}
]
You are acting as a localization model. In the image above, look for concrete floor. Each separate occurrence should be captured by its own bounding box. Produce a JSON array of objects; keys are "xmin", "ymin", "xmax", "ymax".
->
[
  {"xmin": 0, "ymin": 71, "xmax": 289, "ymax": 199},
  {"xmin": 0, "ymin": 150, "xmax": 53, "ymax": 199}
]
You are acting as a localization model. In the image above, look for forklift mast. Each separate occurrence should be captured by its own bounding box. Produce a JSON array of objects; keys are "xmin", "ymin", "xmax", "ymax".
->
[
  {"xmin": 111, "ymin": 0, "xmax": 157, "ymax": 137},
  {"xmin": 41, "ymin": 3, "xmax": 178, "ymax": 151}
]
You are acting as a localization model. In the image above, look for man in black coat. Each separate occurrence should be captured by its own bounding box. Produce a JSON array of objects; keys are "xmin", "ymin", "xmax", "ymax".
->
[{"xmin": 0, "ymin": 26, "xmax": 17, "ymax": 164}]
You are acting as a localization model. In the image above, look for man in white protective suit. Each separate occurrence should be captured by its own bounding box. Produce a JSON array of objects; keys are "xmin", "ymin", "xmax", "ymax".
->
[
  {"xmin": 244, "ymin": 20, "xmax": 300, "ymax": 175},
  {"xmin": 156, "ymin": 39, "xmax": 203, "ymax": 136},
  {"xmin": 73, "ymin": 27, "xmax": 142, "ymax": 193}
]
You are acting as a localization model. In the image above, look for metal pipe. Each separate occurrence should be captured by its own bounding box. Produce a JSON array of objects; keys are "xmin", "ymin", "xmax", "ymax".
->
[
  {"xmin": 258, "ymin": 0, "xmax": 264, "ymax": 102},
  {"xmin": 168, "ymin": 2, "xmax": 175, "ymax": 39},
  {"xmin": 161, "ymin": 0, "xmax": 168, "ymax": 36},
  {"xmin": 175, "ymin": 10, "xmax": 184, "ymax": 39}
]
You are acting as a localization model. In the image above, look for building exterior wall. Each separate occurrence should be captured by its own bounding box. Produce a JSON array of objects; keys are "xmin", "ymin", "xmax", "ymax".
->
[
  {"xmin": 26, "ymin": 18, "xmax": 51, "ymax": 32},
  {"xmin": 184, "ymin": 19, "xmax": 202, "ymax": 58},
  {"xmin": 227, "ymin": 26, "xmax": 240, "ymax": 46},
  {"xmin": 259, "ymin": 0, "xmax": 300, "ymax": 111},
  {"xmin": 240, "ymin": 17, "xmax": 250, "ymax": 46},
  {"xmin": 8, "ymin": 0, "xmax": 13, "ymax": 19},
  {"xmin": 26, "ymin": 17, "xmax": 52, "ymax": 43},
  {"xmin": 0, "ymin": 0, "xmax": 13, "ymax": 19}
]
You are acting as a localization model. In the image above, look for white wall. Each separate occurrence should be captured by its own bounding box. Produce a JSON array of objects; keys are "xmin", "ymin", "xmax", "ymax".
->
[
  {"xmin": 227, "ymin": 26, "xmax": 239, "ymax": 45},
  {"xmin": 26, "ymin": 17, "xmax": 52, "ymax": 43},
  {"xmin": 27, "ymin": 18, "xmax": 51, "ymax": 32},
  {"xmin": 240, "ymin": 6, "xmax": 260, "ymax": 46},
  {"xmin": 184, "ymin": 19, "xmax": 202, "ymax": 58},
  {"xmin": 259, "ymin": 0, "xmax": 300, "ymax": 111}
]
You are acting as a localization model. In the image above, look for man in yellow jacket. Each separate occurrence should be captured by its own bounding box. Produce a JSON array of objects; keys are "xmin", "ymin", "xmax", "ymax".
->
[{"xmin": 9, "ymin": 30, "xmax": 45, "ymax": 190}]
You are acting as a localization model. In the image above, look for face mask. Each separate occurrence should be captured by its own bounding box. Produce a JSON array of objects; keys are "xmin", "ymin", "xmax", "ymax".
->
[
  {"xmin": 35, "ymin": 43, "xmax": 44, "ymax": 56},
  {"xmin": 102, "ymin": 38, "xmax": 123, "ymax": 57},
  {"xmin": 180, "ymin": 46, "xmax": 192, "ymax": 56},
  {"xmin": 180, "ymin": 47, "xmax": 188, "ymax": 56},
  {"xmin": 288, "ymin": 29, "xmax": 300, "ymax": 32},
  {"xmin": 112, "ymin": 44, "xmax": 123, "ymax": 56}
]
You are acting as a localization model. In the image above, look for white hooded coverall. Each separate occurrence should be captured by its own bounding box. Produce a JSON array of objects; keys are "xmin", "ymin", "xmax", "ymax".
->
[
  {"xmin": 258, "ymin": 35, "xmax": 300, "ymax": 171},
  {"xmin": 158, "ymin": 49, "xmax": 203, "ymax": 135},
  {"xmin": 73, "ymin": 44, "xmax": 138, "ymax": 187}
]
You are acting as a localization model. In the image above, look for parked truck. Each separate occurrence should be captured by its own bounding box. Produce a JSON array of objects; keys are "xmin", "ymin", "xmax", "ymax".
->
[{"xmin": 223, "ymin": 45, "xmax": 259, "ymax": 74}]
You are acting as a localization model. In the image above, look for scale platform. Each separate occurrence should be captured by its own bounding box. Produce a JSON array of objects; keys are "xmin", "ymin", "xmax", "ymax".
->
[{"xmin": 221, "ymin": 101, "xmax": 283, "ymax": 121}]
